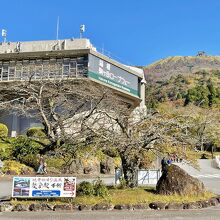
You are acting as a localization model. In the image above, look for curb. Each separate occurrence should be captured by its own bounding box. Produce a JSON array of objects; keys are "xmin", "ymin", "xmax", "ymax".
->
[{"xmin": 0, "ymin": 196, "xmax": 220, "ymax": 212}]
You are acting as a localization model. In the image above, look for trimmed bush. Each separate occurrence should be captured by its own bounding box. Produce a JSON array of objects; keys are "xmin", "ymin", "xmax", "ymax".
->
[
  {"xmin": 12, "ymin": 136, "xmax": 43, "ymax": 158},
  {"xmin": 77, "ymin": 181, "xmax": 95, "ymax": 196},
  {"xmin": 20, "ymin": 154, "xmax": 39, "ymax": 170},
  {"xmin": 77, "ymin": 179, "xmax": 109, "ymax": 197},
  {"xmin": 0, "ymin": 123, "xmax": 8, "ymax": 138},
  {"xmin": 11, "ymin": 136, "xmax": 43, "ymax": 168},
  {"xmin": 2, "ymin": 160, "xmax": 34, "ymax": 175},
  {"xmin": 26, "ymin": 127, "xmax": 46, "ymax": 138},
  {"xmin": 0, "ymin": 142, "xmax": 13, "ymax": 160}
]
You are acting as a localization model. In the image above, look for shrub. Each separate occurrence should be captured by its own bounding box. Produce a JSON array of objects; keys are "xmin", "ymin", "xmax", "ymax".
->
[
  {"xmin": 11, "ymin": 136, "xmax": 43, "ymax": 168},
  {"xmin": 46, "ymin": 157, "xmax": 64, "ymax": 170},
  {"xmin": 93, "ymin": 178, "xmax": 109, "ymax": 197},
  {"xmin": 0, "ymin": 142, "xmax": 13, "ymax": 160},
  {"xmin": 118, "ymin": 177, "xmax": 127, "ymax": 189},
  {"xmin": 77, "ymin": 181, "xmax": 95, "ymax": 196},
  {"xmin": 20, "ymin": 154, "xmax": 39, "ymax": 170},
  {"xmin": 2, "ymin": 160, "xmax": 34, "ymax": 175},
  {"xmin": 26, "ymin": 127, "xmax": 46, "ymax": 138},
  {"xmin": 0, "ymin": 123, "xmax": 8, "ymax": 138},
  {"xmin": 12, "ymin": 136, "xmax": 43, "ymax": 157}
]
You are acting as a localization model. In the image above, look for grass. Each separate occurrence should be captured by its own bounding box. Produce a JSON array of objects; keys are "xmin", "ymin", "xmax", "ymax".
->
[
  {"xmin": 11, "ymin": 187, "xmax": 215, "ymax": 206},
  {"xmin": 73, "ymin": 187, "xmax": 214, "ymax": 205}
]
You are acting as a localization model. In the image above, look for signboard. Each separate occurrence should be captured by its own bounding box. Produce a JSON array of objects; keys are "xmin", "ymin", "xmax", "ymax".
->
[
  {"xmin": 88, "ymin": 54, "xmax": 140, "ymax": 97},
  {"xmin": 12, "ymin": 177, "xmax": 76, "ymax": 198}
]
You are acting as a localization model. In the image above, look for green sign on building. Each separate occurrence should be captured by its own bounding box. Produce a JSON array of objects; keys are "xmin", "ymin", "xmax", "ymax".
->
[{"xmin": 88, "ymin": 54, "xmax": 139, "ymax": 97}]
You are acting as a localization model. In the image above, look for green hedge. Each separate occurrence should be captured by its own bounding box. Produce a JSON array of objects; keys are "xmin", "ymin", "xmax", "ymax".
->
[
  {"xmin": 77, "ymin": 179, "xmax": 109, "ymax": 197},
  {"xmin": 2, "ymin": 160, "xmax": 34, "ymax": 175},
  {"xmin": 0, "ymin": 123, "xmax": 8, "ymax": 138},
  {"xmin": 0, "ymin": 142, "xmax": 12, "ymax": 160},
  {"xmin": 26, "ymin": 127, "xmax": 46, "ymax": 138}
]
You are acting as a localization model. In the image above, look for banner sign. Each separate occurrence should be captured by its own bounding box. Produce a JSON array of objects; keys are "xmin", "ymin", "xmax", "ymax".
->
[
  {"xmin": 88, "ymin": 54, "xmax": 140, "ymax": 97},
  {"xmin": 12, "ymin": 177, "xmax": 76, "ymax": 198}
]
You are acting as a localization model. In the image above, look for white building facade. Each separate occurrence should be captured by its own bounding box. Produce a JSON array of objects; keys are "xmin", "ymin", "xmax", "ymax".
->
[{"xmin": 0, "ymin": 38, "xmax": 145, "ymax": 136}]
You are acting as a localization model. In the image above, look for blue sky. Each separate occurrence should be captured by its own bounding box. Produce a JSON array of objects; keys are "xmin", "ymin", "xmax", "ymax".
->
[{"xmin": 0, "ymin": 0, "xmax": 220, "ymax": 66}]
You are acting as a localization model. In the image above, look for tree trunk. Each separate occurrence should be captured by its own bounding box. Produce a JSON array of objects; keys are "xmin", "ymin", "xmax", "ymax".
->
[{"xmin": 120, "ymin": 154, "xmax": 138, "ymax": 188}]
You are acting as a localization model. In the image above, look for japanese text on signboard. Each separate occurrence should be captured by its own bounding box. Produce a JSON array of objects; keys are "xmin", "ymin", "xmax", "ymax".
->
[{"xmin": 12, "ymin": 177, "xmax": 76, "ymax": 198}]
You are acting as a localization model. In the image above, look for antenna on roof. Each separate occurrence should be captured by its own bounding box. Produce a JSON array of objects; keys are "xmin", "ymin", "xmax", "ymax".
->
[
  {"xmin": 56, "ymin": 16, "xmax": 60, "ymax": 40},
  {"xmin": 2, "ymin": 29, "xmax": 7, "ymax": 43},
  {"xmin": 80, "ymin": 24, "xmax": 85, "ymax": 38}
]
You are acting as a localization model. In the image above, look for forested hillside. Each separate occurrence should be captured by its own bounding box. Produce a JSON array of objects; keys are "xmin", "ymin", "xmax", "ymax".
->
[{"xmin": 144, "ymin": 56, "xmax": 220, "ymax": 153}]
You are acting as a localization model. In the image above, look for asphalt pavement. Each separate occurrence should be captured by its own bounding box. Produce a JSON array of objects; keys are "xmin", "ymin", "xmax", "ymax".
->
[{"xmin": 176, "ymin": 159, "xmax": 220, "ymax": 195}]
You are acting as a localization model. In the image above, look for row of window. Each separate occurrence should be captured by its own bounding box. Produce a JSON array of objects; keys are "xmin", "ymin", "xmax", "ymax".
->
[{"xmin": 0, "ymin": 57, "xmax": 88, "ymax": 81}]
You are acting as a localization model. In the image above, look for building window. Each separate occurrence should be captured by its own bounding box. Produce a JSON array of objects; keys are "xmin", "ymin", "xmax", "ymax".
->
[{"xmin": 0, "ymin": 56, "xmax": 88, "ymax": 81}]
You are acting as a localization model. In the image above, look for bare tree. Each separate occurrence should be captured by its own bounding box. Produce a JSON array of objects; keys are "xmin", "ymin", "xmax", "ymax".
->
[{"xmin": 0, "ymin": 78, "xmax": 201, "ymax": 187}]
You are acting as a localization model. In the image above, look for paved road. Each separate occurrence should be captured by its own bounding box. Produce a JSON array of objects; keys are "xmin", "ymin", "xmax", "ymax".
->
[
  {"xmin": 1, "ymin": 205, "xmax": 220, "ymax": 220},
  {"xmin": 176, "ymin": 159, "xmax": 220, "ymax": 195}
]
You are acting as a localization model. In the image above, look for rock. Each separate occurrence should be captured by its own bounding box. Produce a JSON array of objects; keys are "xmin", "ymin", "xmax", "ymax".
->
[
  {"xmin": 0, "ymin": 203, "xmax": 14, "ymax": 212},
  {"xmin": 92, "ymin": 204, "xmax": 114, "ymax": 211},
  {"xmin": 132, "ymin": 204, "xmax": 150, "ymax": 210},
  {"xmin": 78, "ymin": 205, "xmax": 92, "ymax": 211},
  {"xmin": 29, "ymin": 203, "xmax": 53, "ymax": 211},
  {"xmin": 199, "ymin": 200, "xmax": 210, "ymax": 208},
  {"xmin": 114, "ymin": 204, "xmax": 134, "ymax": 210},
  {"xmin": 183, "ymin": 202, "xmax": 202, "ymax": 209},
  {"xmin": 83, "ymin": 157, "xmax": 100, "ymax": 175},
  {"xmin": 216, "ymin": 195, "xmax": 220, "ymax": 203},
  {"xmin": 53, "ymin": 204, "xmax": 73, "ymax": 211},
  {"xmin": 12, "ymin": 204, "xmax": 29, "ymax": 211},
  {"xmin": 100, "ymin": 156, "xmax": 115, "ymax": 174},
  {"xmin": 84, "ymin": 167, "xmax": 93, "ymax": 174},
  {"xmin": 166, "ymin": 203, "xmax": 184, "ymax": 210},
  {"xmin": 149, "ymin": 202, "xmax": 167, "ymax": 210},
  {"xmin": 66, "ymin": 157, "xmax": 100, "ymax": 175},
  {"xmin": 66, "ymin": 158, "xmax": 84, "ymax": 174},
  {"xmin": 208, "ymin": 198, "xmax": 218, "ymax": 206},
  {"xmin": 40, "ymin": 203, "xmax": 53, "ymax": 211},
  {"xmin": 29, "ymin": 204, "xmax": 42, "ymax": 211},
  {"xmin": 156, "ymin": 164, "xmax": 205, "ymax": 196},
  {"xmin": 6, "ymin": 170, "xmax": 17, "ymax": 175}
]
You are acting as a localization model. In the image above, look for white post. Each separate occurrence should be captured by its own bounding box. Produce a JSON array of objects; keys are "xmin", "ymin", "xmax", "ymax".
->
[{"xmin": 56, "ymin": 16, "xmax": 59, "ymax": 40}]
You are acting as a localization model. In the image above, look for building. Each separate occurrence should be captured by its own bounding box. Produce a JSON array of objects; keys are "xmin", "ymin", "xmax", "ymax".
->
[{"xmin": 0, "ymin": 38, "xmax": 145, "ymax": 136}]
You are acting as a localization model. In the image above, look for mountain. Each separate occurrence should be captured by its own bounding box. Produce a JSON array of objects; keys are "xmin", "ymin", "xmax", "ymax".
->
[
  {"xmin": 144, "ymin": 56, "xmax": 220, "ymax": 81},
  {"xmin": 143, "ymin": 55, "xmax": 220, "ymax": 108}
]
